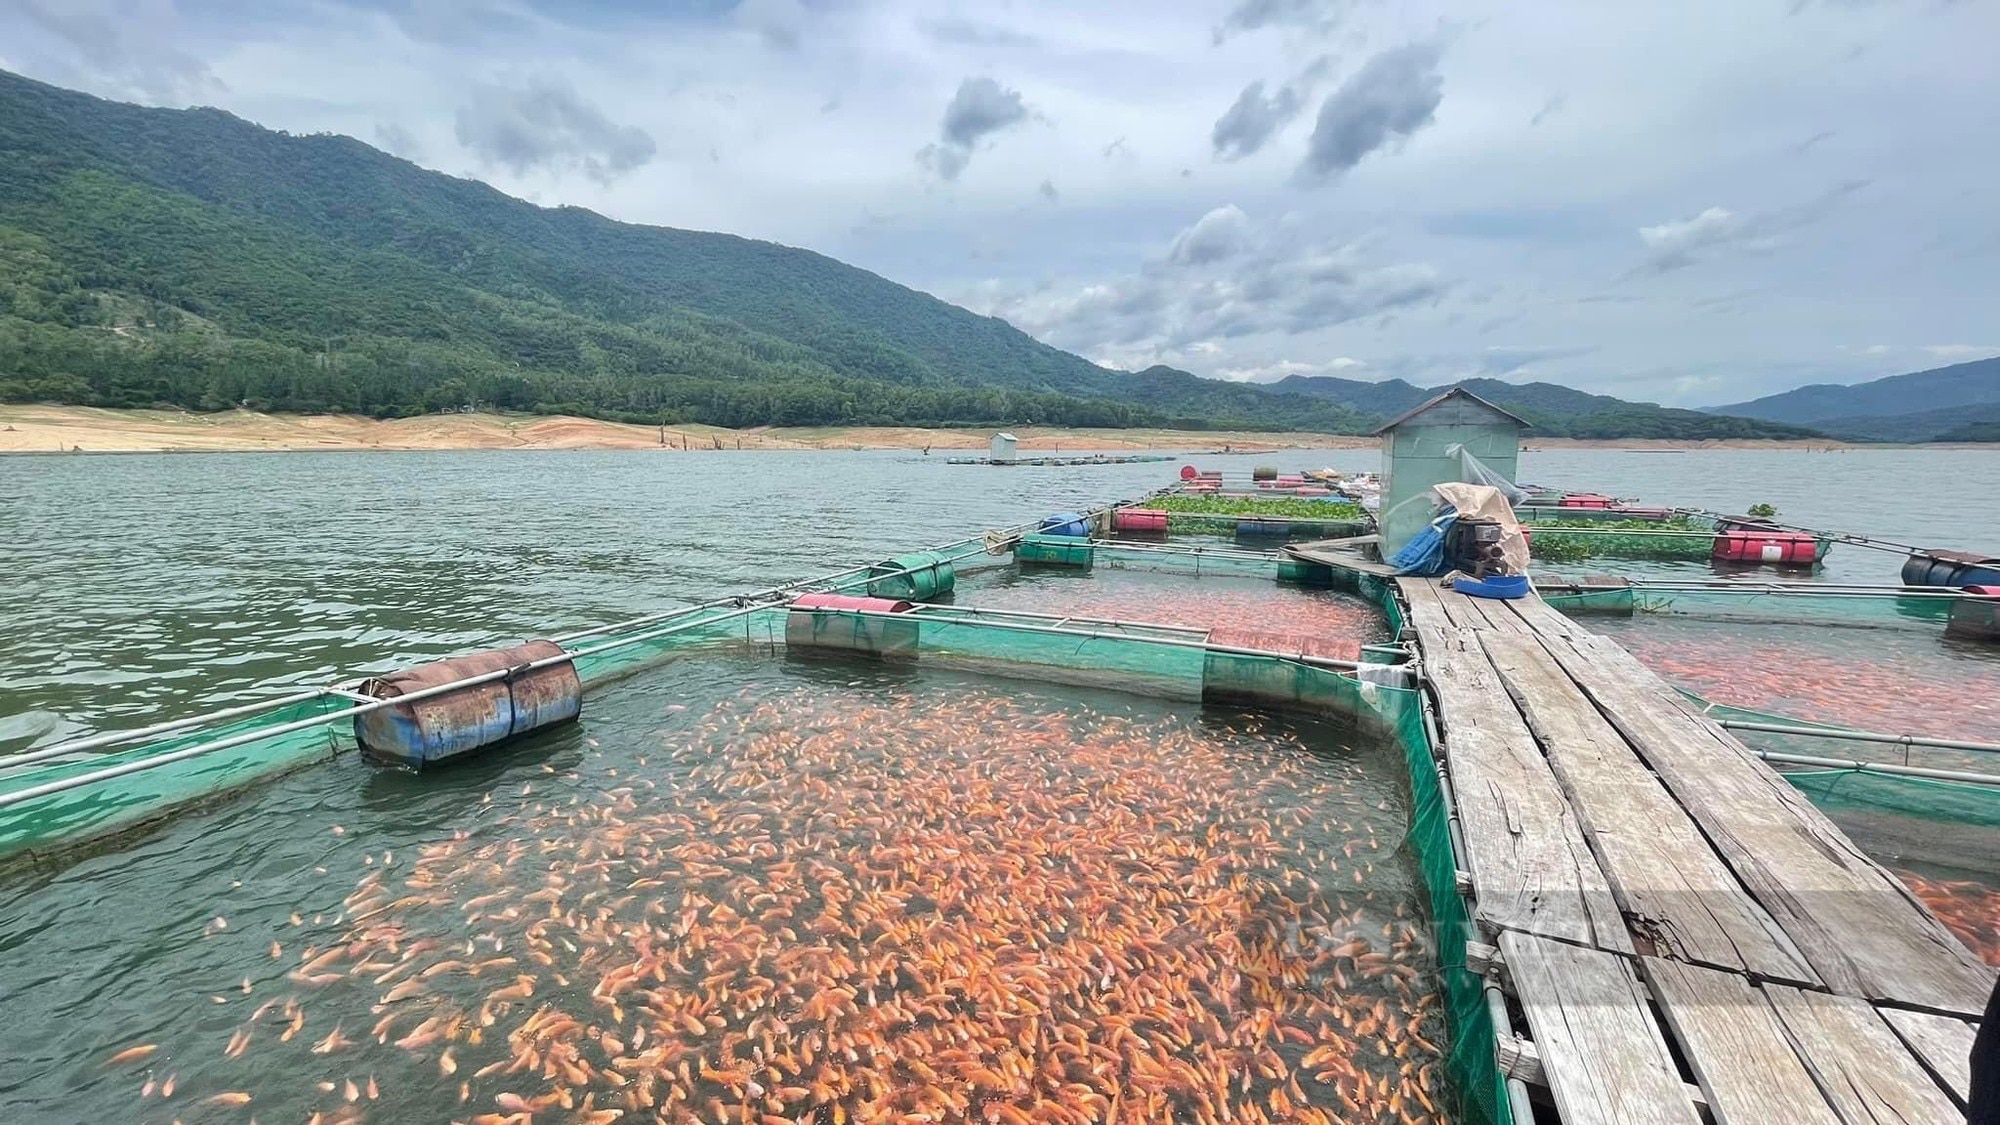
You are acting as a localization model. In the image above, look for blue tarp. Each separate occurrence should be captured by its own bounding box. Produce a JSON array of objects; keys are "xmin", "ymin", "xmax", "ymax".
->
[{"xmin": 1391, "ymin": 507, "xmax": 1458, "ymax": 577}]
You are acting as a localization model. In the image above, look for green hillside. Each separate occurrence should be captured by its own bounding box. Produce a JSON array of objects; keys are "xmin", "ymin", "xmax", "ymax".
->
[
  {"xmin": 0, "ymin": 70, "xmax": 1380, "ymax": 432},
  {"xmin": 0, "ymin": 69, "xmax": 1816, "ymax": 438}
]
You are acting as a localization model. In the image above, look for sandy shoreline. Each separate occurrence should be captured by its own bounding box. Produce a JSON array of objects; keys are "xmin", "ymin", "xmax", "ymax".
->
[{"xmin": 0, "ymin": 404, "xmax": 1979, "ymax": 455}]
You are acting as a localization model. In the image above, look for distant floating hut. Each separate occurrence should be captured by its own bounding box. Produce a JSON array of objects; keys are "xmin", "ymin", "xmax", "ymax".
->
[{"xmin": 989, "ymin": 432, "xmax": 1019, "ymax": 464}]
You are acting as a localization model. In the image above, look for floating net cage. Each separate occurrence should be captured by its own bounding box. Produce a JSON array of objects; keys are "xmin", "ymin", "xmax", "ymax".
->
[
  {"xmin": 1680, "ymin": 692, "xmax": 2000, "ymax": 825},
  {"xmin": 42, "ymin": 495, "xmax": 1994, "ymax": 1125},
  {"xmin": 0, "ymin": 516, "xmax": 1509, "ymax": 1123},
  {"xmin": 1017, "ymin": 533, "xmax": 1344, "ymax": 587}
]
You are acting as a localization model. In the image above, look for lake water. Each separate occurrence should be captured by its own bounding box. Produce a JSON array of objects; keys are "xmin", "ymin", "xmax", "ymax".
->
[
  {"xmin": 2, "ymin": 445, "xmax": 1998, "ymax": 1119},
  {"xmin": 5, "ymin": 446, "xmax": 1995, "ymax": 747}
]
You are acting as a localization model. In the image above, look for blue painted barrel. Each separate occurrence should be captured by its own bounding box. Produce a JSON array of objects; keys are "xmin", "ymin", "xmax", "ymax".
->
[
  {"xmin": 1039, "ymin": 511, "xmax": 1090, "ymax": 537},
  {"xmin": 1902, "ymin": 550, "xmax": 2000, "ymax": 588},
  {"xmin": 355, "ymin": 640, "xmax": 581, "ymax": 768},
  {"xmin": 1236, "ymin": 517, "xmax": 1291, "ymax": 537}
]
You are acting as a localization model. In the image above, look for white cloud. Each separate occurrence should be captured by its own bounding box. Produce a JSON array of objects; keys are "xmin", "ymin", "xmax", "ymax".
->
[
  {"xmin": 969, "ymin": 205, "xmax": 1446, "ymax": 371},
  {"xmin": 1921, "ymin": 345, "xmax": 2000, "ymax": 361},
  {"xmin": 0, "ymin": 0, "xmax": 1991, "ymax": 403}
]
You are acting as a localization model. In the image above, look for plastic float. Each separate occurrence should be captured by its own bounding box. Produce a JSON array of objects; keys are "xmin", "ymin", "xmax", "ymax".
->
[
  {"xmin": 1713, "ymin": 529, "xmax": 1822, "ymax": 566},
  {"xmin": 354, "ymin": 641, "xmax": 581, "ymax": 768}
]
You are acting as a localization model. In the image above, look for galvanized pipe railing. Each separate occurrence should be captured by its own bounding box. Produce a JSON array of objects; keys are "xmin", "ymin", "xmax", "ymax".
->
[
  {"xmin": 8, "ymin": 503, "xmax": 1129, "ymax": 773},
  {"xmin": 905, "ymin": 603, "xmax": 1206, "ymax": 637},
  {"xmin": 1625, "ymin": 586, "xmax": 1971, "ymax": 600},
  {"xmin": 0, "ymin": 602, "xmax": 780, "ymax": 807},
  {"xmin": 1714, "ymin": 718, "xmax": 2000, "ymax": 757},
  {"xmin": 1, "ymin": 687, "xmax": 334, "ymax": 770},
  {"xmin": 834, "ymin": 605, "xmax": 1367, "ymax": 670},
  {"xmin": 1685, "ymin": 510, "xmax": 1931, "ymax": 556},
  {"xmin": 1754, "ymin": 751, "xmax": 2000, "ymax": 787}
]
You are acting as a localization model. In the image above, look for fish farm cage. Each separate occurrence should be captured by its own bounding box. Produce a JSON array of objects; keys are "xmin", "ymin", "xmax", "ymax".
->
[{"xmin": 4, "ymin": 480, "xmax": 1997, "ymax": 1125}]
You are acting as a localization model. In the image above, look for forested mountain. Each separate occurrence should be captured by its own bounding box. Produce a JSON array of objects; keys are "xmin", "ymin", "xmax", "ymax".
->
[
  {"xmin": 1274, "ymin": 375, "xmax": 1820, "ymax": 439},
  {"xmin": 1712, "ymin": 357, "xmax": 2000, "ymax": 441},
  {"xmin": 0, "ymin": 69, "xmax": 1810, "ymax": 437}
]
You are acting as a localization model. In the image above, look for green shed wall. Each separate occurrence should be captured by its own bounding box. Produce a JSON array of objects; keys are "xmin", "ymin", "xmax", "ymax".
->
[{"xmin": 1379, "ymin": 405, "xmax": 1523, "ymax": 557}]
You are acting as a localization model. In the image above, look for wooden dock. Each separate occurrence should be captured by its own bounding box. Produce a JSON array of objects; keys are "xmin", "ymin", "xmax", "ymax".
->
[{"xmin": 1397, "ymin": 576, "xmax": 1993, "ymax": 1123}]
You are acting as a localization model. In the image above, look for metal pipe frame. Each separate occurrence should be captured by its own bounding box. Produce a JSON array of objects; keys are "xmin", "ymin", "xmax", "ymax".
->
[
  {"xmin": 0, "ymin": 603, "xmax": 775, "ymax": 805},
  {"xmin": 1686, "ymin": 509, "xmax": 1927, "ymax": 556},
  {"xmin": 1755, "ymin": 750, "xmax": 2000, "ymax": 786},
  {"xmin": 13, "ymin": 504, "xmax": 1128, "ymax": 770},
  {"xmin": 821, "ymin": 605, "xmax": 1367, "ymax": 670},
  {"xmin": 1717, "ymin": 718, "xmax": 2000, "ymax": 756},
  {"xmin": 904, "ymin": 603, "xmax": 1208, "ymax": 637}
]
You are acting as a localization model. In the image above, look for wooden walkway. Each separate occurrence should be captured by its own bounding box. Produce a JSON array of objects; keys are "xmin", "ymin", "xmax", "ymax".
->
[{"xmin": 1397, "ymin": 577, "xmax": 1992, "ymax": 1124}]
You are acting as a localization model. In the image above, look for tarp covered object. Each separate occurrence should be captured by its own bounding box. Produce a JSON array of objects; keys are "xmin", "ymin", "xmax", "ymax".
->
[{"xmin": 1433, "ymin": 482, "xmax": 1530, "ymax": 574}]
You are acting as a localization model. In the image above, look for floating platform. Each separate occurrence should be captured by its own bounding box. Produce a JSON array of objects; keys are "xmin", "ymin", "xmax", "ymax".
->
[
  {"xmin": 1396, "ymin": 575, "xmax": 1992, "ymax": 1123},
  {"xmin": 943, "ymin": 453, "xmax": 1178, "ymax": 466},
  {"xmin": 4, "ymin": 485, "xmax": 1994, "ymax": 1125}
]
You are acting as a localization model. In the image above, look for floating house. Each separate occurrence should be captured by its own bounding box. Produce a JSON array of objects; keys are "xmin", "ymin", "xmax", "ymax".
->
[
  {"xmin": 1375, "ymin": 388, "xmax": 1528, "ymax": 558},
  {"xmin": 989, "ymin": 432, "xmax": 1018, "ymax": 464}
]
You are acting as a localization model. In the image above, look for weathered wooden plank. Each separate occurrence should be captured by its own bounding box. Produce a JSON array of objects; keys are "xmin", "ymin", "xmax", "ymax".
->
[
  {"xmin": 1505, "ymin": 592, "xmax": 1585, "ymax": 639},
  {"xmin": 1763, "ymin": 985, "xmax": 1965, "ymax": 1123},
  {"xmin": 1450, "ymin": 587, "xmax": 1532, "ymax": 634},
  {"xmin": 1483, "ymin": 633, "xmax": 1816, "ymax": 983},
  {"xmin": 1426, "ymin": 579, "xmax": 1487, "ymax": 631},
  {"xmin": 1399, "ymin": 580, "xmax": 1630, "ymax": 951},
  {"xmin": 1498, "ymin": 931, "xmax": 1699, "ymax": 1125},
  {"xmin": 1878, "ymin": 1006, "xmax": 1977, "ymax": 1106},
  {"xmin": 1641, "ymin": 958, "xmax": 1840, "ymax": 1125},
  {"xmin": 1532, "ymin": 626, "xmax": 1996, "ymax": 1016}
]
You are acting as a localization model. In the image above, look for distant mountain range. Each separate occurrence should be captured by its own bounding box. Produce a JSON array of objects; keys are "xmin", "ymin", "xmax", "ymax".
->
[
  {"xmin": 1271, "ymin": 375, "xmax": 1817, "ymax": 440},
  {"xmin": 1713, "ymin": 356, "xmax": 2000, "ymax": 442},
  {"xmin": 0, "ymin": 68, "xmax": 1890, "ymax": 441}
]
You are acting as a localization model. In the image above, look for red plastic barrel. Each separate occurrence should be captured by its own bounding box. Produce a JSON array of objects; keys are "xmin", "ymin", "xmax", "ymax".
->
[
  {"xmin": 791, "ymin": 593, "xmax": 913, "ymax": 613},
  {"xmin": 1560, "ymin": 493, "xmax": 1614, "ymax": 509},
  {"xmin": 1113, "ymin": 507, "xmax": 1170, "ymax": 532},
  {"xmin": 1611, "ymin": 506, "xmax": 1671, "ymax": 521},
  {"xmin": 1295, "ymin": 487, "xmax": 1330, "ymax": 497},
  {"xmin": 1964, "ymin": 585, "xmax": 2000, "ymax": 596},
  {"xmin": 1712, "ymin": 531, "xmax": 1817, "ymax": 565},
  {"xmin": 1180, "ymin": 465, "xmax": 1198, "ymax": 480}
]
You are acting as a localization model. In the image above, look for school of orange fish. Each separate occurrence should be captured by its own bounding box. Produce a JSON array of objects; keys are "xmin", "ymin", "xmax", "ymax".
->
[
  {"xmin": 1899, "ymin": 872, "xmax": 2000, "ymax": 967},
  {"xmin": 112, "ymin": 684, "xmax": 1449, "ymax": 1124},
  {"xmin": 1608, "ymin": 626, "xmax": 2000, "ymax": 743}
]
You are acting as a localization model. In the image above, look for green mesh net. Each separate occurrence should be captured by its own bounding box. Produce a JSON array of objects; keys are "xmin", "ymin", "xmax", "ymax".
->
[
  {"xmin": 0, "ymin": 528, "xmax": 1505, "ymax": 1125},
  {"xmin": 1782, "ymin": 769, "xmax": 2000, "ymax": 830},
  {"xmin": 1058, "ymin": 541, "xmax": 1342, "ymax": 586},
  {"xmin": 1677, "ymin": 691, "xmax": 2000, "ymax": 817},
  {"xmin": 1355, "ymin": 579, "xmax": 1509, "ymax": 1125},
  {"xmin": 569, "ymin": 605, "xmax": 789, "ymax": 684},
  {"xmin": 1624, "ymin": 587, "xmax": 1953, "ymax": 628},
  {"xmin": 0, "ymin": 695, "xmax": 352, "ymax": 859}
]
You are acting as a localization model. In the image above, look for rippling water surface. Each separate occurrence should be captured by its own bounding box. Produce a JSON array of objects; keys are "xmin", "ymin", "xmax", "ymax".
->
[{"xmin": 4, "ymin": 444, "xmax": 2000, "ymax": 1116}]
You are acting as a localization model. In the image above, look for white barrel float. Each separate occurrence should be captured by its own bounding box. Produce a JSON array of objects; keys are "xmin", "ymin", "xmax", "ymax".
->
[{"xmin": 354, "ymin": 640, "xmax": 581, "ymax": 767}]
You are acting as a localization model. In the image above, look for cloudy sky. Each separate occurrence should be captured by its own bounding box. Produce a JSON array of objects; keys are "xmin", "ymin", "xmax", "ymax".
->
[{"xmin": 2, "ymin": 0, "xmax": 1994, "ymax": 405}]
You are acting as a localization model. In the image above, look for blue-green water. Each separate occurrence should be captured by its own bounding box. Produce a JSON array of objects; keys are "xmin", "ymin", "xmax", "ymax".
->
[{"xmin": 2, "ymin": 445, "xmax": 1998, "ymax": 1120}]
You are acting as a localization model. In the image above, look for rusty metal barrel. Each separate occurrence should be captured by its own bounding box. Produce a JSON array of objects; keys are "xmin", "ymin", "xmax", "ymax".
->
[{"xmin": 354, "ymin": 640, "xmax": 581, "ymax": 767}]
